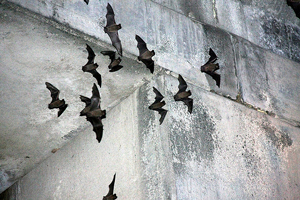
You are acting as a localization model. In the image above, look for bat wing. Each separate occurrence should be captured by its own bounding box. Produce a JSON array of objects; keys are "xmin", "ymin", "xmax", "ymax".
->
[
  {"xmin": 91, "ymin": 83, "xmax": 100, "ymax": 99},
  {"xmin": 206, "ymin": 71, "xmax": 221, "ymax": 88},
  {"xmin": 135, "ymin": 35, "xmax": 148, "ymax": 56},
  {"xmin": 86, "ymin": 44, "xmax": 96, "ymax": 65},
  {"xmin": 204, "ymin": 48, "xmax": 218, "ymax": 66},
  {"xmin": 58, "ymin": 104, "xmax": 68, "ymax": 117},
  {"xmin": 141, "ymin": 59, "xmax": 154, "ymax": 74},
  {"xmin": 157, "ymin": 108, "xmax": 168, "ymax": 125},
  {"xmin": 106, "ymin": 173, "xmax": 116, "ymax": 196},
  {"xmin": 89, "ymin": 70, "xmax": 102, "ymax": 88},
  {"xmin": 152, "ymin": 87, "xmax": 164, "ymax": 103},
  {"xmin": 45, "ymin": 82, "xmax": 60, "ymax": 102},
  {"xmin": 178, "ymin": 74, "xmax": 187, "ymax": 92},
  {"xmin": 80, "ymin": 95, "xmax": 91, "ymax": 106},
  {"xmin": 106, "ymin": 3, "xmax": 116, "ymax": 27},
  {"xmin": 101, "ymin": 51, "xmax": 116, "ymax": 62},
  {"xmin": 84, "ymin": 0, "xmax": 89, "ymax": 5},
  {"xmin": 109, "ymin": 65, "xmax": 123, "ymax": 72},
  {"xmin": 182, "ymin": 98, "xmax": 193, "ymax": 114},
  {"xmin": 107, "ymin": 31, "xmax": 122, "ymax": 56},
  {"xmin": 86, "ymin": 117, "xmax": 103, "ymax": 143}
]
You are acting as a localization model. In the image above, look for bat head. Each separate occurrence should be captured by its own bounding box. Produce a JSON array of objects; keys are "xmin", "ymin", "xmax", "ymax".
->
[{"xmin": 151, "ymin": 50, "xmax": 155, "ymax": 56}]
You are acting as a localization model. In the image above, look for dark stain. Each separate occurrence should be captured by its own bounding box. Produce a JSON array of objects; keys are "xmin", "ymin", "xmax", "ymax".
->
[
  {"xmin": 241, "ymin": 142, "xmax": 261, "ymax": 178},
  {"xmin": 262, "ymin": 122, "xmax": 293, "ymax": 150},
  {"xmin": 170, "ymin": 101, "xmax": 216, "ymax": 175},
  {"xmin": 178, "ymin": 0, "xmax": 203, "ymax": 22}
]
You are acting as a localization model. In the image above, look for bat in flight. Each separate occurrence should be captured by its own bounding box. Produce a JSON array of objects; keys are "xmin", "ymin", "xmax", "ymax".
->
[
  {"xmin": 80, "ymin": 83, "xmax": 106, "ymax": 143},
  {"xmin": 101, "ymin": 51, "xmax": 123, "ymax": 72},
  {"xmin": 173, "ymin": 75, "xmax": 193, "ymax": 114},
  {"xmin": 103, "ymin": 173, "xmax": 117, "ymax": 200},
  {"xmin": 148, "ymin": 87, "xmax": 168, "ymax": 125},
  {"xmin": 104, "ymin": 3, "xmax": 122, "ymax": 56},
  {"xmin": 84, "ymin": 0, "xmax": 89, "ymax": 5},
  {"xmin": 45, "ymin": 82, "xmax": 68, "ymax": 117},
  {"xmin": 201, "ymin": 48, "xmax": 220, "ymax": 87},
  {"xmin": 82, "ymin": 44, "xmax": 102, "ymax": 87},
  {"xmin": 135, "ymin": 35, "xmax": 155, "ymax": 74}
]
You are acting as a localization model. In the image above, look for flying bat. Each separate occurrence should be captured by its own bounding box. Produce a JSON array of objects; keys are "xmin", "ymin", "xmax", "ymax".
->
[
  {"xmin": 201, "ymin": 48, "xmax": 220, "ymax": 87},
  {"xmin": 45, "ymin": 82, "xmax": 68, "ymax": 117},
  {"xmin": 84, "ymin": 0, "xmax": 89, "ymax": 5},
  {"xmin": 148, "ymin": 87, "xmax": 168, "ymax": 125},
  {"xmin": 104, "ymin": 3, "xmax": 122, "ymax": 56},
  {"xmin": 80, "ymin": 83, "xmax": 106, "ymax": 143},
  {"xmin": 173, "ymin": 75, "xmax": 193, "ymax": 114},
  {"xmin": 82, "ymin": 44, "xmax": 102, "ymax": 87},
  {"xmin": 101, "ymin": 51, "xmax": 123, "ymax": 72},
  {"xmin": 103, "ymin": 173, "xmax": 117, "ymax": 200},
  {"xmin": 135, "ymin": 35, "xmax": 155, "ymax": 74}
]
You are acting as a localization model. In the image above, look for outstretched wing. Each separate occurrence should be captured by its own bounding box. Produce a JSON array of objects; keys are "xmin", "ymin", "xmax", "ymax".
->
[
  {"xmin": 106, "ymin": 3, "xmax": 116, "ymax": 27},
  {"xmin": 107, "ymin": 32, "xmax": 122, "ymax": 57},
  {"xmin": 89, "ymin": 70, "xmax": 102, "ymax": 88},
  {"xmin": 204, "ymin": 48, "xmax": 218, "ymax": 66},
  {"xmin": 84, "ymin": 0, "xmax": 89, "ymax": 5},
  {"xmin": 206, "ymin": 71, "xmax": 221, "ymax": 88},
  {"xmin": 106, "ymin": 173, "xmax": 116, "ymax": 196},
  {"xmin": 91, "ymin": 83, "xmax": 100, "ymax": 99},
  {"xmin": 86, "ymin": 117, "xmax": 103, "ymax": 143},
  {"xmin": 86, "ymin": 44, "xmax": 96, "ymax": 65},
  {"xmin": 45, "ymin": 82, "xmax": 60, "ymax": 102},
  {"xmin": 157, "ymin": 108, "xmax": 168, "ymax": 125},
  {"xmin": 58, "ymin": 104, "xmax": 68, "ymax": 117},
  {"xmin": 153, "ymin": 87, "xmax": 164, "ymax": 103},
  {"xmin": 141, "ymin": 59, "xmax": 154, "ymax": 74},
  {"xmin": 178, "ymin": 74, "xmax": 187, "ymax": 92},
  {"xmin": 101, "ymin": 51, "xmax": 116, "ymax": 62},
  {"xmin": 135, "ymin": 35, "xmax": 148, "ymax": 56},
  {"xmin": 80, "ymin": 95, "xmax": 91, "ymax": 106},
  {"xmin": 182, "ymin": 98, "xmax": 193, "ymax": 114}
]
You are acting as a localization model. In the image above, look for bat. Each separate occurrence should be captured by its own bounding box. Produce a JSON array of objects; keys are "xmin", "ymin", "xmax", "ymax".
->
[
  {"xmin": 173, "ymin": 75, "xmax": 193, "ymax": 114},
  {"xmin": 135, "ymin": 35, "xmax": 155, "ymax": 74},
  {"xmin": 82, "ymin": 44, "xmax": 102, "ymax": 87},
  {"xmin": 201, "ymin": 48, "xmax": 220, "ymax": 87},
  {"xmin": 101, "ymin": 51, "xmax": 123, "ymax": 72},
  {"xmin": 148, "ymin": 87, "xmax": 168, "ymax": 125},
  {"xmin": 104, "ymin": 3, "xmax": 122, "ymax": 56},
  {"xmin": 103, "ymin": 173, "xmax": 117, "ymax": 200},
  {"xmin": 287, "ymin": 0, "xmax": 300, "ymax": 18},
  {"xmin": 45, "ymin": 82, "xmax": 68, "ymax": 117},
  {"xmin": 84, "ymin": 0, "xmax": 89, "ymax": 5},
  {"xmin": 80, "ymin": 84, "xmax": 106, "ymax": 143}
]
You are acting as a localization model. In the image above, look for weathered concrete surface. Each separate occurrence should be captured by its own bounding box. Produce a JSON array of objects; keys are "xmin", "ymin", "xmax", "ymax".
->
[
  {"xmin": 0, "ymin": 3, "xmax": 153, "ymax": 193},
  {"xmin": 7, "ymin": 73, "xmax": 300, "ymax": 199},
  {"xmin": 233, "ymin": 37, "xmax": 300, "ymax": 127}
]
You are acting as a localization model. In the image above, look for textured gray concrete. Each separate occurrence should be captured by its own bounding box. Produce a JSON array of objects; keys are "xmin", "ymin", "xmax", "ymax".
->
[
  {"xmin": 7, "ymin": 73, "xmax": 300, "ymax": 199},
  {"xmin": 0, "ymin": 2, "xmax": 153, "ymax": 193},
  {"xmin": 1, "ymin": 0, "xmax": 300, "ymax": 198}
]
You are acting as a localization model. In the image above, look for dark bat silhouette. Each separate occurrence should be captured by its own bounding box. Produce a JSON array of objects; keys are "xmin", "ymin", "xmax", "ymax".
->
[
  {"xmin": 84, "ymin": 0, "xmax": 89, "ymax": 5},
  {"xmin": 82, "ymin": 44, "xmax": 102, "ymax": 87},
  {"xmin": 287, "ymin": 0, "xmax": 300, "ymax": 18},
  {"xmin": 104, "ymin": 3, "xmax": 122, "ymax": 56},
  {"xmin": 45, "ymin": 82, "xmax": 68, "ymax": 117},
  {"xmin": 101, "ymin": 51, "xmax": 123, "ymax": 72},
  {"xmin": 173, "ymin": 75, "xmax": 193, "ymax": 114},
  {"xmin": 80, "ymin": 84, "xmax": 106, "ymax": 143},
  {"xmin": 135, "ymin": 35, "xmax": 155, "ymax": 74},
  {"xmin": 201, "ymin": 48, "xmax": 220, "ymax": 87},
  {"xmin": 148, "ymin": 87, "xmax": 168, "ymax": 125},
  {"xmin": 103, "ymin": 173, "xmax": 117, "ymax": 200}
]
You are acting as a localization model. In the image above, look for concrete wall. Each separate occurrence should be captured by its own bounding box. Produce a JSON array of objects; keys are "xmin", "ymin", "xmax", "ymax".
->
[
  {"xmin": 6, "ymin": 72, "xmax": 300, "ymax": 199},
  {"xmin": 1, "ymin": 0, "xmax": 300, "ymax": 199}
]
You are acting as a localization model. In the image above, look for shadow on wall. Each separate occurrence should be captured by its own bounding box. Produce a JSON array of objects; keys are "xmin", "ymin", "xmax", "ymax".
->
[{"xmin": 287, "ymin": 0, "xmax": 300, "ymax": 18}]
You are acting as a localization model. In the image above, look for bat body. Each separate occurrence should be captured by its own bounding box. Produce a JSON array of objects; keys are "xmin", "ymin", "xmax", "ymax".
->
[
  {"xmin": 103, "ymin": 174, "xmax": 118, "ymax": 200},
  {"xmin": 80, "ymin": 84, "xmax": 106, "ymax": 143},
  {"xmin": 135, "ymin": 35, "xmax": 155, "ymax": 74},
  {"xmin": 82, "ymin": 44, "xmax": 102, "ymax": 87},
  {"xmin": 201, "ymin": 48, "xmax": 220, "ymax": 87},
  {"xmin": 104, "ymin": 3, "xmax": 122, "ymax": 56},
  {"xmin": 101, "ymin": 51, "xmax": 123, "ymax": 72},
  {"xmin": 173, "ymin": 75, "xmax": 193, "ymax": 114},
  {"xmin": 84, "ymin": 0, "xmax": 89, "ymax": 5},
  {"xmin": 148, "ymin": 87, "xmax": 168, "ymax": 125},
  {"xmin": 45, "ymin": 82, "xmax": 68, "ymax": 117}
]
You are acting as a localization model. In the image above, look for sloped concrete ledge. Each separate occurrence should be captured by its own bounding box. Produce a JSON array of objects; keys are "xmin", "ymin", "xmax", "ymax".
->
[{"xmin": 6, "ymin": 72, "xmax": 300, "ymax": 199}]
